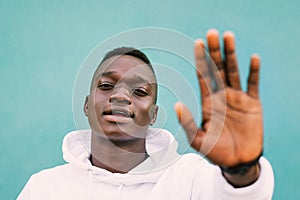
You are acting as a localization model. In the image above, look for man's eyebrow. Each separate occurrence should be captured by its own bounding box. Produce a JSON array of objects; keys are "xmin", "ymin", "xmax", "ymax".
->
[
  {"xmin": 99, "ymin": 70, "xmax": 116, "ymax": 77},
  {"xmin": 95, "ymin": 70, "xmax": 116, "ymax": 80},
  {"xmin": 130, "ymin": 75, "xmax": 151, "ymax": 84}
]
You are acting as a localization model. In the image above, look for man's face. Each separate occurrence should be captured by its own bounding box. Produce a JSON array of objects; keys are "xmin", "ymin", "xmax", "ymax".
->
[{"xmin": 85, "ymin": 55, "xmax": 158, "ymax": 141}]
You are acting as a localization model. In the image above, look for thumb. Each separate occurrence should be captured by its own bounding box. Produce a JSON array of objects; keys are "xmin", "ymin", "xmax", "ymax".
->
[{"xmin": 174, "ymin": 102, "xmax": 199, "ymax": 145}]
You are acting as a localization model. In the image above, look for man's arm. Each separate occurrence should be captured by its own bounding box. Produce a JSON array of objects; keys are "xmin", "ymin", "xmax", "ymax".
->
[{"xmin": 175, "ymin": 29, "xmax": 264, "ymax": 187}]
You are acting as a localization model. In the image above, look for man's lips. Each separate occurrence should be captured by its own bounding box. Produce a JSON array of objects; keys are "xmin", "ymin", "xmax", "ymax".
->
[
  {"xmin": 103, "ymin": 108, "xmax": 134, "ymax": 123},
  {"xmin": 103, "ymin": 108, "xmax": 134, "ymax": 118}
]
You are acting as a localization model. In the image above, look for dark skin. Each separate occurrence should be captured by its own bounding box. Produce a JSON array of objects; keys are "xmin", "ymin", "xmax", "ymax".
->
[
  {"xmin": 175, "ymin": 29, "xmax": 262, "ymax": 186},
  {"xmin": 84, "ymin": 55, "xmax": 158, "ymax": 173},
  {"xmin": 85, "ymin": 29, "xmax": 262, "ymax": 187}
]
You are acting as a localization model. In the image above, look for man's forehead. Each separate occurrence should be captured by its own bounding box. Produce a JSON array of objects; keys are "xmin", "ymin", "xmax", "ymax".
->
[
  {"xmin": 99, "ymin": 70, "xmax": 154, "ymax": 85},
  {"xmin": 93, "ymin": 55, "xmax": 156, "ymax": 83}
]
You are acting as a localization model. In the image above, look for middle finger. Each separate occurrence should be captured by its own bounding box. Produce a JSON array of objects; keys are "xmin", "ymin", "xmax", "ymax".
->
[{"xmin": 207, "ymin": 29, "xmax": 226, "ymax": 91}]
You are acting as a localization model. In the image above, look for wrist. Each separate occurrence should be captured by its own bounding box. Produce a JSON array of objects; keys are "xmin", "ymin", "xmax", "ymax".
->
[
  {"xmin": 222, "ymin": 163, "xmax": 260, "ymax": 188},
  {"xmin": 220, "ymin": 151, "xmax": 262, "ymax": 175},
  {"xmin": 220, "ymin": 151, "xmax": 262, "ymax": 188}
]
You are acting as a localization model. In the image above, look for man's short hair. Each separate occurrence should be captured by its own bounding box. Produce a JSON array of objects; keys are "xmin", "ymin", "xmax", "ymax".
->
[{"xmin": 98, "ymin": 47, "xmax": 158, "ymax": 103}]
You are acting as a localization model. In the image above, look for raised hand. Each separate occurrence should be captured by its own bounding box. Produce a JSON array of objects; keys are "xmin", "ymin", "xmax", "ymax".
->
[{"xmin": 175, "ymin": 29, "xmax": 263, "ymax": 169}]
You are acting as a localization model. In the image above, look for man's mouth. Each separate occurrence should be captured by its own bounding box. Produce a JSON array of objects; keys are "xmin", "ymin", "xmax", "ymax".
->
[
  {"xmin": 103, "ymin": 108, "xmax": 134, "ymax": 122},
  {"xmin": 111, "ymin": 110, "xmax": 131, "ymax": 117}
]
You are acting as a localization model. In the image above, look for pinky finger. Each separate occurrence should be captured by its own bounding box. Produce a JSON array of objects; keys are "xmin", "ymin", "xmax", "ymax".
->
[{"xmin": 247, "ymin": 54, "xmax": 260, "ymax": 98}]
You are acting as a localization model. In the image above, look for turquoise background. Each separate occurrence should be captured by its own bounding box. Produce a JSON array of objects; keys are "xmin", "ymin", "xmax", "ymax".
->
[{"xmin": 1, "ymin": 0, "xmax": 300, "ymax": 199}]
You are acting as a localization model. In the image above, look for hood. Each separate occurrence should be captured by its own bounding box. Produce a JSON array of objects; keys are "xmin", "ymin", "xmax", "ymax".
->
[{"xmin": 62, "ymin": 128, "xmax": 180, "ymax": 185}]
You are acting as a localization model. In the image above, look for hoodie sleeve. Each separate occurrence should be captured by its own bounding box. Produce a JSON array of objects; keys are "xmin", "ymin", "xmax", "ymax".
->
[
  {"xmin": 17, "ymin": 170, "xmax": 56, "ymax": 200},
  {"xmin": 191, "ymin": 157, "xmax": 274, "ymax": 200},
  {"xmin": 17, "ymin": 175, "xmax": 34, "ymax": 200}
]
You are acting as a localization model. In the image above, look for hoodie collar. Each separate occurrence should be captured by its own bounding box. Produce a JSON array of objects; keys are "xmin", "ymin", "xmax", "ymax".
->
[{"xmin": 62, "ymin": 128, "xmax": 180, "ymax": 174}]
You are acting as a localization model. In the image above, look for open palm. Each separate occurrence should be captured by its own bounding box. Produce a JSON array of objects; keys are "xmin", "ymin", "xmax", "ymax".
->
[{"xmin": 175, "ymin": 30, "xmax": 263, "ymax": 167}]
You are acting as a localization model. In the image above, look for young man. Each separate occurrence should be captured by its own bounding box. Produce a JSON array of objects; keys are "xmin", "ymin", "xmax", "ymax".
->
[{"xmin": 18, "ymin": 30, "xmax": 274, "ymax": 199}]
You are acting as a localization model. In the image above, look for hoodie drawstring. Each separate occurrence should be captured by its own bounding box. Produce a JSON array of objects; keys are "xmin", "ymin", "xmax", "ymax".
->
[
  {"xmin": 116, "ymin": 184, "xmax": 124, "ymax": 200},
  {"xmin": 88, "ymin": 169, "xmax": 92, "ymax": 200}
]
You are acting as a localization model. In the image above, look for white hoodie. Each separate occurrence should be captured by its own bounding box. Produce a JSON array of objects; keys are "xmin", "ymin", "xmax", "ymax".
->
[{"xmin": 17, "ymin": 128, "xmax": 274, "ymax": 200}]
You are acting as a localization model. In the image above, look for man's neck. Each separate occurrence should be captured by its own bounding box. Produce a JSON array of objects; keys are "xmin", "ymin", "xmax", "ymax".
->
[{"xmin": 90, "ymin": 132, "xmax": 148, "ymax": 173}]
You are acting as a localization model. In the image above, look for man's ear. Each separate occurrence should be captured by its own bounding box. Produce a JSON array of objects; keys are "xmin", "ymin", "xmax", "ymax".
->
[
  {"xmin": 83, "ymin": 95, "xmax": 89, "ymax": 117},
  {"xmin": 149, "ymin": 105, "xmax": 158, "ymax": 126}
]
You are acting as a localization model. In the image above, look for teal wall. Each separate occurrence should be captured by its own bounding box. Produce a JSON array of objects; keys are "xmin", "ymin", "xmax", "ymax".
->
[{"xmin": 1, "ymin": 0, "xmax": 300, "ymax": 199}]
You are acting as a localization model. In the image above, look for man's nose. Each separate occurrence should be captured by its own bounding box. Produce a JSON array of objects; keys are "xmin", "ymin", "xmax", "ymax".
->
[{"xmin": 109, "ymin": 86, "xmax": 132, "ymax": 105}]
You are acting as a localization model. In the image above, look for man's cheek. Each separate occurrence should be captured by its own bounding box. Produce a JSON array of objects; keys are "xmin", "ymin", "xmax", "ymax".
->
[
  {"xmin": 136, "ymin": 109, "xmax": 152, "ymax": 125},
  {"xmin": 88, "ymin": 104, "xmax": 102, "ymax": 125}
]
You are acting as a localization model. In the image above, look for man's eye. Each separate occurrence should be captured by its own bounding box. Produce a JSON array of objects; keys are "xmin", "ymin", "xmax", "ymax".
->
[
  {"xmin": 98, "ymin": 83, "xmax": 114, "ymax": 90},
  {"xmin": 133, "ymin": 88, "xmax": 148, "ymax": 97}
]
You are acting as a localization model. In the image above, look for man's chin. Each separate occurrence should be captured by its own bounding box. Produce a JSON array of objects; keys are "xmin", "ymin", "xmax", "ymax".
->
[
  {"xmin": 92, "ymin": 128, "xmax": 147, "ymax": 141},
  {"xmin": 93, "ymin": 120, "xmax": 149, "ymax": 139}
]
